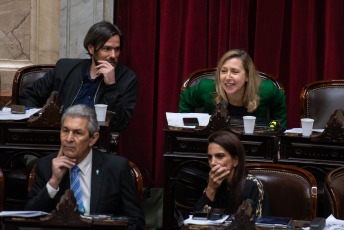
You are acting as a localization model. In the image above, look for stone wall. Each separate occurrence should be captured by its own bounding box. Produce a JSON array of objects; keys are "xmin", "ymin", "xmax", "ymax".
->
[
  {"xmin": 0, "ymin": 0, "xmax": 60, "ymax": 103},
  {"xmin": 0, "ymin": 0, "xmax": 113, "ymax": 105},
  {"xmin": 0, "ymin": 0, "xmax": 30, "ymax": 61},
  {"xmin": 0, "ymin": 0, "xmax": 32, "ymax": 101}
]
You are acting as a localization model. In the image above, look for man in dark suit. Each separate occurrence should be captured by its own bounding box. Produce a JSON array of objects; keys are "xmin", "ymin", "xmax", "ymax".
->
[
  {"xmin": 25, "ymin": 104, "xmax": 145, "ymax": 229},
  {"xmin": 19, "ymin": 21, "xmax": 139, "ymax": 132}
]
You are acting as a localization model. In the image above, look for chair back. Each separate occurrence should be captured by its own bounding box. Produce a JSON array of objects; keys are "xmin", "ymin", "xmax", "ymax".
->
[
  {"xmin": 11, "ymin": 64, "xmax": 55, "ymax": 105},
  {"xmin": 171, "ymin": 160, "xmax": 210, "ymax": 218},
  {"xmin": 0, "ymin": 168, "xmax": 4, "ymax": 211},
  {"xmin": 181, "ymin": 68, "xmax": 285, "ymax": 94},
  {"xmin": 28, "ymin": 164, "xmax": 36, "ymax": 195},
  {"xmin": 129, "ymin": 161, "xmax": 144, "ymax": 201},
  {"xmin": 324, "ymin": 166, "xmax": 344, "ymax": 220},
  {"xmin": 246, "ymin": 163, "xmax": 317, "ymax": 221},
  {"xmin": 300, "ymin": 80, "xmax": 344, "ymax": 129}
]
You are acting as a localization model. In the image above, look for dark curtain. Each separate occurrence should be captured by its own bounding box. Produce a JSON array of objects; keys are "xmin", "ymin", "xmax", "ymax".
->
[{"xmin": 115, "ymin": 0, "xmax": 344, "ymax": 186}]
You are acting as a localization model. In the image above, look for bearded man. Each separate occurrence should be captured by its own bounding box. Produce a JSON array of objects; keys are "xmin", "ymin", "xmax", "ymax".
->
[{"xmin": 20, "ymin": 21, "xmax": 139, "ymax": 132}]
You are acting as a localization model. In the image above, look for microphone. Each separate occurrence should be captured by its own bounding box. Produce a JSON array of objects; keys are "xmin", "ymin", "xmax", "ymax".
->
[
  {"xmin": 220, "ymin": 100, "xmax": 228, "ymax": 109},
  {"xmin": 229, "ymin": 199, "xmax": 256, "ymax": 230},
  {"xmin": 246, "ymin": 199, "xmax": 253, "ymax": 207},
  {"xmin": 238, "ymin": 199, "xmax": 254, "ymax": 219}
]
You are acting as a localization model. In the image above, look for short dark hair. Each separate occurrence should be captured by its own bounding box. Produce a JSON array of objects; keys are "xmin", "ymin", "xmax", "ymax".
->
[
  {"xmin": 83, "ymin": 20, "xmax": 123, "ymax": 56},
  {"xmin": 61, "ymin": 104, "xmax": 99, "ymax": 137}
]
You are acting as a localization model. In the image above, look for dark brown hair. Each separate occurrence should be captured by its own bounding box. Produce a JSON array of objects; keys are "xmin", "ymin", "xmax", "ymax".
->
[
  {"xmin": 83, "ymin": 20, "xmax": 123, "ymax": 56},
  {"xmin": 208, "ymin": 131, "xmax": 246, "ymax": 213}
]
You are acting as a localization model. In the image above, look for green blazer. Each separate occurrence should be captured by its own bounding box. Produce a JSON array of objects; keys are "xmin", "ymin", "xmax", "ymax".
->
[{"xmin": 179, "ymin": 78, "xmax": 287, "ymax": 130}]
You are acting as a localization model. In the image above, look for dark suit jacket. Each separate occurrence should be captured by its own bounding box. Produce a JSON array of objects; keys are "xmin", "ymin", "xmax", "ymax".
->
[
  {"xmin": 19, "ymin": 59, "xmax": 139, "ymax": 131},
  {"xmin": 25, "ymin": 149, "xmax": 145, "ymax": 229}
]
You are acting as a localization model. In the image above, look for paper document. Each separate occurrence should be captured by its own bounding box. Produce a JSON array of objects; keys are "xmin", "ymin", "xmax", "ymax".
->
[
  {"xmin": 166, "ymin": 112, "xmax": 211, "ymax": 128},
  {"xmin": 183, "ymin": 214, "xmax": 229, "ymax": 225},
  {"xmin": 284, "ymin": 128, "xmax": 324, "ymax": 134},
  {"xmin": 0, "ymin": 107, "xmax": 41, "ymax": 120},
  {"xmin": 323, "ymin": 214, "xmax": 344, "ymax": 230},
  {"xmin": 0, "ymin": 210, "xmax": 48, "ymax": 217}
]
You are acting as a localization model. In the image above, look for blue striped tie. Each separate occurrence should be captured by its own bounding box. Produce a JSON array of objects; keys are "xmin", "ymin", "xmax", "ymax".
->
[{"xmin": 70, "ymin": 166, "xmax": 85, "ymax": 213}]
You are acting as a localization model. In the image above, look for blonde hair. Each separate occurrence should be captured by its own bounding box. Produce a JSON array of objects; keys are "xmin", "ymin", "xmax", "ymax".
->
[{"xmin": 213, "ymin": 49, "xmax": 261, "ymax": 113}]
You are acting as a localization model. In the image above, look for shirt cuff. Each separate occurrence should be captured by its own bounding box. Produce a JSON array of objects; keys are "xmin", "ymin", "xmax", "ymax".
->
[{"xmin": 46, "ymin": 182, "xmax": 59, "ymax": 198}]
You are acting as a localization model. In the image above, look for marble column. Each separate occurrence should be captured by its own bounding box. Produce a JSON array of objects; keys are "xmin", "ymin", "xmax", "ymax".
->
[
  {"xmin": 0, "ymin": 0, "xmax": 114, "ymax": 103},
  {"xmin": 0, "ymin": 0, "xmax": 60, "ymax": 99},
  {"xmin": 60, "ymin": 0, "xmax": 114, "ymax": 58}
]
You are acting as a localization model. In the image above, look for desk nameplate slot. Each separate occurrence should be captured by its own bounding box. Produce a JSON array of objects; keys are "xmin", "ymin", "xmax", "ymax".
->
[
  {"xmin": 170, "ymin": 135, "xmax": 274, "ymax": 159},
  {"xmin": 6, "ymin": 128, "xmax": 60, "ymax": 144},
  {"xmin": 1, "ymin": 144, "xmax": 60, "ymax": 150},
  {"xmin": 281, "ymin": 139, "xmax": 344, "ymax": 161},
  {"xmin": 241, "ymin": 140, "xmax": 263, "ymax": 145},
  {"xmin": 7, "ymin": 128, "xmax": 60, "ymax": 134},
  {"xmin": 279, "ymin": 158, "xmax": 344, "ymax": 166},
  {"xmin": 291, "ymin": 142, "xmax": 344, "ymax": 150},
  {"xmin": 164, "ymin": 153, "xmax": 207, "ymax": 159},
  {"xmin": 175, "ymin": 137, "xmax": 208, "ymax": 142}
]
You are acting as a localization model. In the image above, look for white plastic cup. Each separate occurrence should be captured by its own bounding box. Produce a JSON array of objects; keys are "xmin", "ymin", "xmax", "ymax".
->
[
  {"xmin": 301, "ymin": 118, "xmax": 314, "ymax": 137},
  {"xmin": 94, "ymin": 104, "xmax": 108, "ymax": 122},
  {"xmin": 243, "ymin": 116, "xmax": 256, "ymax": 134}
]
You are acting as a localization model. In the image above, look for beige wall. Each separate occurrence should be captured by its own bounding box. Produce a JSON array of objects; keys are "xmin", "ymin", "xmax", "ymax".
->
[
  {"xmin": 0, "ymin": 0, "xmax": 60, "ymax": 96},
  {"xmin": 0, "ymin": 0, "xmax": 113, "ymax": 103}
]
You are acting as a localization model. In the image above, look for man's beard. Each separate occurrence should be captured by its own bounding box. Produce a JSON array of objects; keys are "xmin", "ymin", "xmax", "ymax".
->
[{"xmin": 93, "ymin": 56, "xmax": 117, "ymax": 68}]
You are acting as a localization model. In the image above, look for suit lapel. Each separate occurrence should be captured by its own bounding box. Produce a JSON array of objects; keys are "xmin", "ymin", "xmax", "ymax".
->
[{"xmin": 90, "ymin": 149, "xmax": 104, "ymax": 213}]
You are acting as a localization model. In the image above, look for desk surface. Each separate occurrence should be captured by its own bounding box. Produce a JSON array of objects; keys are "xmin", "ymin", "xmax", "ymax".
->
[
  {"xmin": 182, "ymin": 219, "xmax": 310, "ymax": 230},
  {"xmin": 1, "ymin": 189, "xmax": 133, "ymax": 229},
  {"xmin": 1, "ymin": 215, "xmax": 130, "ymax": 230}
]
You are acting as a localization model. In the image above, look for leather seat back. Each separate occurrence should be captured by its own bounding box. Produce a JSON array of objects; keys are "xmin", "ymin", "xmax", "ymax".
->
[
  {"xmin": 324, "ymin": 166, "xmax": 344, "ymax": 220},
  {"xmin": 11, "ymin": 64, "xmax": 55, "ymax": 105},
  {"xmin": 300, "ymin": 80, "xmax": 344, "ymax": 129},
  {"xmin": 246, "ymin": 163, "xmax": 317, "ymax": 221},
  {"xmin": 172, "ymin": 160, "xmax": 210, "ymax": 218}
]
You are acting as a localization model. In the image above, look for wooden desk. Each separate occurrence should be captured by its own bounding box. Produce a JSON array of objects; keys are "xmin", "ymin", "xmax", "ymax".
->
[
  {"xmin": 1, "ymin": 189, "xmax": 134, "ymax": 230},
  {"xmin": 164, "ymin": 128, "xmax": 279, "ymax": 161},
  {"xmin": 280, "ymin": 133, "xmax": 344, "ymax": 163},
  {"xmin": 1, "ymin": 216, "xmax": 129, "ymax": 230},
  {"xmin": 163, "ymin": 127, "xmax": 279, "ymax": 229},
  {"xmin": 0, "ymin": 112, "xmax": 114, "ymax": 156},
  {"xmin": 279, "ymin": 133, "xmax": 344, "ymax": 187},
  {"xmin": 181, "ymin": 219, "xmax": 310, "ymax": 229},
  {"xmin": 279, "ymin": 133, "xmax": 344, "ymax": 218}
]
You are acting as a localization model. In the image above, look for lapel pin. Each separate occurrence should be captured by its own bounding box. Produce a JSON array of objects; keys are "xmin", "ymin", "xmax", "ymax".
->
[{"xmin": 96, "ymin": 169, "xmax": 99, "ymax": 175}]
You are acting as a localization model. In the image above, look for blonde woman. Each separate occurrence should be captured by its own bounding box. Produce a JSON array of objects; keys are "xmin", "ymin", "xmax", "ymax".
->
[{"xmin": 179, "ymin": 49, "xmax": 287, "ymax": 130}]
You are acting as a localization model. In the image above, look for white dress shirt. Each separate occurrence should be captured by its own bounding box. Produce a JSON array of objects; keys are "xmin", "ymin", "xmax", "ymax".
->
[{"xmin": 46, "ymin": 150, "xmax": 93, "ymax": 214}]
